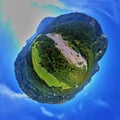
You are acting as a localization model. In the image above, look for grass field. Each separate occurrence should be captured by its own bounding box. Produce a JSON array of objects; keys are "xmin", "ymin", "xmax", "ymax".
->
[{"xmin": 32, "ymin": 41, "xmax": 70, "ymax": 90}]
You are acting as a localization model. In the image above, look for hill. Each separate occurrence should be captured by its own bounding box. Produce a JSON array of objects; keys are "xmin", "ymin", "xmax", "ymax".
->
[{"xmin": 14, "ymin": 12, "xmax": 108, "ymax": 104}]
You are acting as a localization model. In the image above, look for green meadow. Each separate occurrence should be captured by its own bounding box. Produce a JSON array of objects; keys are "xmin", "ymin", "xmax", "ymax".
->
[{"xmin": 32, "ymin": 41, "xmax": 70, "ymax": 90}]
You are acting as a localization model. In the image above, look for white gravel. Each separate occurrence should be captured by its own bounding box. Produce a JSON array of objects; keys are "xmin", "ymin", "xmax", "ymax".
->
[{"xmin": 46, "ymin": 33, "xmax": 87, "ymax": 68}]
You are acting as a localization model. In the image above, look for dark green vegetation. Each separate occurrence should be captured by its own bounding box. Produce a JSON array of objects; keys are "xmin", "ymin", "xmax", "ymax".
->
[
  {"xmin": 46, "ymin": 21, "xmax": 107, "ymax": 84},
  {"xmin": 14, "ymin": 13, "xmax": 108, "ymax": 104},
  {"xmin": 32, "ymin": 37, "xmax": 70, "ymax": 90},
  {"xmin": 32, "ymin": 35, "xmax": 87, "ymax": 90},
  {"xmin": 35, "ymin": 35, "xmax": 70, "ymax": 73}
]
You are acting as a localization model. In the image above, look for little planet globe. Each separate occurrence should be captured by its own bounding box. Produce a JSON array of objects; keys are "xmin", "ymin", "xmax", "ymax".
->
[{"xmin": 14, "ymin": 13, "xmax": 108, "ymax": 104}]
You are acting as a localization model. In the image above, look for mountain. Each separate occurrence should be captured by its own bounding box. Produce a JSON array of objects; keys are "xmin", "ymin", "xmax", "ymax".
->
[
  {"xmin": 36, "ymin": 17, "xmax": 54, "ymax": 34},
  {"xmin": 14, "ymin": 12, "xmax": 108, "ymax": 104}
]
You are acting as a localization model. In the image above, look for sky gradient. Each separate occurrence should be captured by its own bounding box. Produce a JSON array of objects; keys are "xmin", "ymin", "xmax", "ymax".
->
[{"xmin": 0, "ymin": 0, "xmax": 120, "ymax": 120}]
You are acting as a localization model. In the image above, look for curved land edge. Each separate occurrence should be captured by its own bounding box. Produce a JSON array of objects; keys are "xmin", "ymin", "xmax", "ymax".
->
[
  {"xmin": 31, "ymin": 34, "xmax": 90, "ymax": 89},
  {"xmin": 14, "ymin": 12, "xmax": 108, "ymax": 104}
]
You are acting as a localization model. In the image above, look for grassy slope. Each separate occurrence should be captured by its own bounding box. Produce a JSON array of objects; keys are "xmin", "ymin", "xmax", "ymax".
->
[
  {"xmin": 35, "ymin": 35, "xmax": 88, "ymax": 89},
  {"xmin": 32, "ymin": 41, "xmax": 70, "ymax": 90},
  {"xmin": 48, "ymin": 22, "xmax": 98, "ymax": 89}
]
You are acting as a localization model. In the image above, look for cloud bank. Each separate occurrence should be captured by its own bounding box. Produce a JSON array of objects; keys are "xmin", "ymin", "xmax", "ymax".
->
[{"xmin": 1, "ymin": 0, "xmax": 65, "ymax": 45}]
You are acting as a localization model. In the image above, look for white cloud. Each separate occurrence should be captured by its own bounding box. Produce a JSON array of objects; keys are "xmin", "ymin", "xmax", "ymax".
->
[
  {"xmin": 41, "ymin": 107, "xmax": 54, "ymax": 117},
  {"xmin": 41, "ymin": 106, "xmax": 65, "ymax": 119},
  {"xmin": 0, "ymin": 84, "xmax": 27, "ymax": 99},
  {"xmin": 31, "ymin": 0, "xmax": 64, "ymax": 8},
  {"xmin": 95, "ymin": 98, "xmax": 110, "ymax": 108},
  {"xmin": 0, "ymin": 84, "xmax": 42, "ymax": 120},
  {"xmin": 56, "ymin": 113, "xmax": 65, "ymax": 120},
  {"xmin": 1, "ymin": 0, "xmax": 64, "ymax": 45},
  {"xmin": 77, "ymin": 96, "xmax": 111, "ymax": 113},
  {"xmin": 88, "ymin": 97, "xmax": 111, "ymax": 109}
]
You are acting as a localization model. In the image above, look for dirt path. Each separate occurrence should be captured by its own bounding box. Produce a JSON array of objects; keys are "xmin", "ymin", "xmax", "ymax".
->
[{"xmin": 46, "ymin": 33, "xmax": 87, "ymax": 68}]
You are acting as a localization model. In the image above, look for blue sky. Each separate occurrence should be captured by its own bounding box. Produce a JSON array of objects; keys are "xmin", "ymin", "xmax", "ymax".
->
[{"xmin": 0, "ymin": 0, "xmax": 120, "ymax": 120}]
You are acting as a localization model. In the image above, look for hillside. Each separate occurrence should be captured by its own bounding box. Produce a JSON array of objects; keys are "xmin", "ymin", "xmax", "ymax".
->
[{"xmin": 14, "ymin": 12, "xmax": 108, "ymax": 104}]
